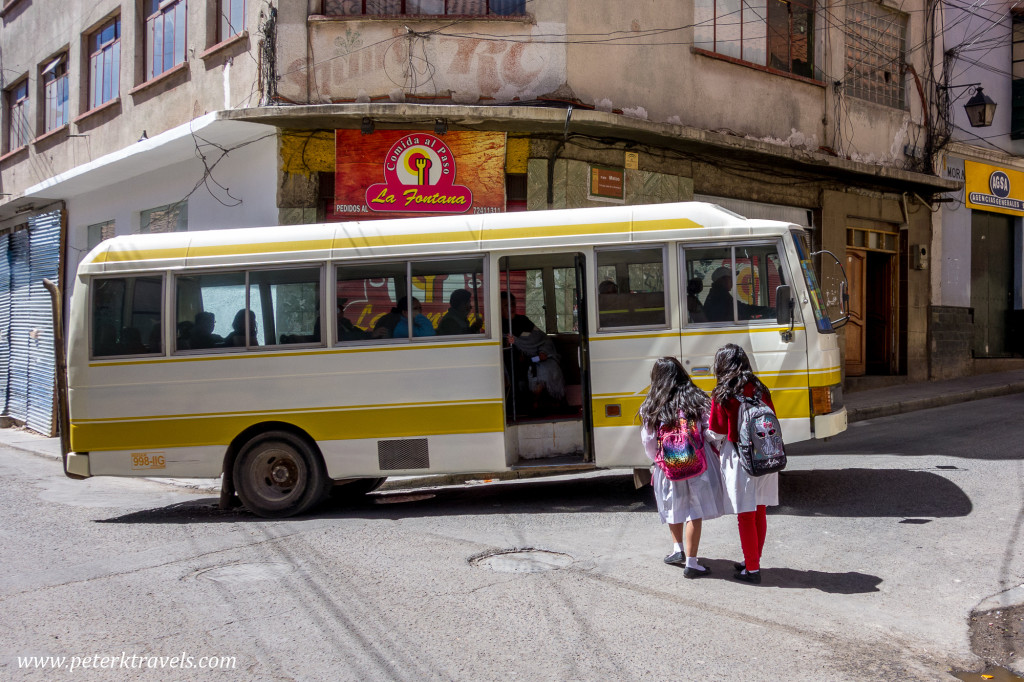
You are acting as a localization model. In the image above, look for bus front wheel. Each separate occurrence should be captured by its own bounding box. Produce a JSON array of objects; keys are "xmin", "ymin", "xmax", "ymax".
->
[{"xmin": 233, "ymin": 432, "xmax": 328, "ymax": 518}]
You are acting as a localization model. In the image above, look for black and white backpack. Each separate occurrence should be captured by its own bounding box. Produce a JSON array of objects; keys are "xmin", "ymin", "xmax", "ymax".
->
[{"xmin": 736, "ymin": 388, "xmax": 787, "ymax": 477}]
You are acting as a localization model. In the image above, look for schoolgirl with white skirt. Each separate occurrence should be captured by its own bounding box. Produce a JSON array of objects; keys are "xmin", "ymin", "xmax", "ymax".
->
[
  {"xmin": 706, "ymin": 343, "xmax": 778, "ymax": 585},
  {"xmin": 639, "ymin": 357, "xmax": 725, "ymax": 579}
]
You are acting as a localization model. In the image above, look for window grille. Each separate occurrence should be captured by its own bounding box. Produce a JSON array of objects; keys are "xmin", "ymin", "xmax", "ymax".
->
[{"xmin": 844, "ymin": 3, "xmax": 907, "ymax": 109}]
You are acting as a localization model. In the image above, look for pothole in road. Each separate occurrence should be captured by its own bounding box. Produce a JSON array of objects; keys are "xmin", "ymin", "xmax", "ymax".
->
[
  {"xmin": 195, "ymin": 562, "xmax": 296, "ymax": 584},
  {"xmin": 955, "ymin": 587, "xmax": 1024, "ymax": 682},
  {"xmin": 470, "ymin": 548, "xmax": 573, "ymax": 573}
]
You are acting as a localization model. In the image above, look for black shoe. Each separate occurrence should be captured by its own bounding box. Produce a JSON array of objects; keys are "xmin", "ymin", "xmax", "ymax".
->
[
  {"xmin": 663, "ymin": 551, "xmax": 686, "ymax": 565},
  {"xmin": 734, "ymin": 562, "xmax": 746, "ymax": 572},
  {"xmin": 683, "ymin": 565, "xmax": 712, "ymax": 579},
  {"xmin": 733, "ymin": 569, "xmax": 762, "ymax": 584}
]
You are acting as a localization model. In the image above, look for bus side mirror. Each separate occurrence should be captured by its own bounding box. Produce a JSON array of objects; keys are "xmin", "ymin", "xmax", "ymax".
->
[
  {"xmin": 776, "ymin": 285, "xmax": 792, "ymax": 325},
  {"xmin": 776, "ymin": 285, "xmax": 795, "ymax": 342}
]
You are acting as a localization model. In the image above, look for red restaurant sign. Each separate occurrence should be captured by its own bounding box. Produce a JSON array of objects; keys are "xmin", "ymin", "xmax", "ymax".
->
[{"xmin": 333, "ymin": 130, "xmax": 506, "ymax": 219}]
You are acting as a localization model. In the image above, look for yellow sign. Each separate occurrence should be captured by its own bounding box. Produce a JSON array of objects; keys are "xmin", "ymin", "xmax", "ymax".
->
[
  {"xmin": 624, "ymin": 152, "xmax": 639, "ymax": 170},
  {"xmin": 965, "ymin": 160, "xmax": 1024, "ymax": 216}
]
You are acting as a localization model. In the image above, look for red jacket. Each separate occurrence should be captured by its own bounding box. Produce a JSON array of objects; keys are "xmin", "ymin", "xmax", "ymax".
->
[{"xmin": 709, "ymin": 382, "xmax": 775, "ymax": 443}]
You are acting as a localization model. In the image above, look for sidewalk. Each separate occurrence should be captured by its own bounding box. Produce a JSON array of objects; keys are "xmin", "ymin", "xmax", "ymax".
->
[{"xmin": 4, "ymin": 368, "xmax": 1024, "ymax": 492}]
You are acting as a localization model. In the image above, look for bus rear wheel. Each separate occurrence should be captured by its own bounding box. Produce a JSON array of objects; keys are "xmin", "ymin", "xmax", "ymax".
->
[{"xmin": 233, "ymin": 432, "xmax": 328, "ymax": 518}]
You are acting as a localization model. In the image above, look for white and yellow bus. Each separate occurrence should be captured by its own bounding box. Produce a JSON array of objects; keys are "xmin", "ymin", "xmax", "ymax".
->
[{"xmin": 50, "ymin": 202, "xmax": 847, "ymax": 517}]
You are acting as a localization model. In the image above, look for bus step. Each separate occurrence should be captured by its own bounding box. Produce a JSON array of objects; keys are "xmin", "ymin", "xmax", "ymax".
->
[{"xmin": 510, "ymin": 457, "xmax": 594, "ymax": 472}]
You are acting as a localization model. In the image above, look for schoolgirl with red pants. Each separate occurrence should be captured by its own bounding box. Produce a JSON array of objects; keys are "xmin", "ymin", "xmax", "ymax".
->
[{"xmin": 706, "ymin": 343, "xmax": 778, "ymax": 584}]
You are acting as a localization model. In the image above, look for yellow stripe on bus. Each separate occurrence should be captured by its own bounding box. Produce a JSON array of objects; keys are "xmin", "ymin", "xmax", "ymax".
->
[
  {"xmin": 591, "ymin": 388, "xmax": 811, "ymax": 428},
  {"xmin": 90, "ymin": 217, "xmax": 705, "ymax": 264},
  {"xmin": 70, "ymin": 401, "xmax": 506, "ymax": 452}
]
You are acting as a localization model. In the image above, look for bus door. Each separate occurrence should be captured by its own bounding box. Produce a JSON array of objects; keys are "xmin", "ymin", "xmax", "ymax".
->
[
  {"xmin": 679, "ymin": 241, "xmax": 810, "ymax": 440},
  {"xmin": 588, "ymin": 245, "xmax": 676, "ymax": 468},
  {"xmin": 498, "ymin": 253, "xmax": 591, "ymax": 467}
]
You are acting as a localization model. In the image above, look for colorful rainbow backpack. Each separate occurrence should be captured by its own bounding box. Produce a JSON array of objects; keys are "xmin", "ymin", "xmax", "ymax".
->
[{"xmin": 654, "ymin": 417, "xmax": 708, "ymax": 481}]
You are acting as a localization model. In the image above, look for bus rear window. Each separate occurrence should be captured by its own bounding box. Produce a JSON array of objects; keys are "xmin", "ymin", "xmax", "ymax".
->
[{"xmin": 91, "ymin": 275, "xmax": 164, "ymax": 357}]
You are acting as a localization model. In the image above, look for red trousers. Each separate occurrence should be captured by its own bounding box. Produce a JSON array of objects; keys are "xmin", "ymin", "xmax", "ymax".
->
[{"xmin": 737, "ymin": 505, "xmax": 767, "ymax": 571}]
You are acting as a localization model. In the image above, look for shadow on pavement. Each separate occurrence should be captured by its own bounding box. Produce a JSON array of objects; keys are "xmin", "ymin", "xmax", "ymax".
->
[
  {"xmin": 95, "ymin": 466, "xmax": 971, "ymax": 524},
  {"xmin": 776, "ymin": 468, "xmax": 972, "ymax": 518},
  {"xmin": 693, "ymin": 560, "xmax": 882, "ymax": 593},
  {"xmin": 696, "ymin": 561, "xmax": 880, "ymax": 593},
  {"xmin": 96, "ymin": 473, "xmax": 654, "ymax": 524}
]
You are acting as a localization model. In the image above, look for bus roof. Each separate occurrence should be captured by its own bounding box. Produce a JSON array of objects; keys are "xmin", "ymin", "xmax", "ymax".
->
[{"xmin": 80, "ymin": 202, "xmax": 799, "ymax": 274}]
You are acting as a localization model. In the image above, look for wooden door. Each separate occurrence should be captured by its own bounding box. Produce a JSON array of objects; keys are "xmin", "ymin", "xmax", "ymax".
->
[{"xmin": 845, "ymin": 249, "xmax": 866, "ymax": 376}]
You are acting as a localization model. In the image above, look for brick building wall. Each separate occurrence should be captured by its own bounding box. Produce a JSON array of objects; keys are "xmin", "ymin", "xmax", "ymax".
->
[{"xmin": 929, "ymin": 305, "xmax": 973, "ymax": 379}]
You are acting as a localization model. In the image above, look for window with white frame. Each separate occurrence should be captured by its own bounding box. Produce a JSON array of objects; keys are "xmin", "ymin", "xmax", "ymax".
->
[
  {"xmin": 42, "ymin": 54, "xmax": 69, "ymax": 133},
  {"xmin": 7, "ymin": 80, "xmax": 29, "ymax": 150},
  {"xmin": 220, "ymin": 0, "xmax": 246, "ymax": 40},
  {"xmin": 145, "ymin": 0, "xmax": 187, "ymax": 80},
  {"xmin": 844, "ymin": 2, "xmax": 907, "ymax": 108},
  {"xmin": 323, "ymin": 0, "xmax": 524, "ymax": 16},
  {"xmin": 694, "ymin": 0, "xmax": 815, "ymax": 78},
  {"xmin": 88, "ymin": 17, "xmax": 121, "ymax": 110},
  {"xmin": 87, "ymin": 220, "xmax": 116, "ymax": 251},
  {"xmin": 141, "ymin": 203, "xmax": 188, "ymax": 234}
]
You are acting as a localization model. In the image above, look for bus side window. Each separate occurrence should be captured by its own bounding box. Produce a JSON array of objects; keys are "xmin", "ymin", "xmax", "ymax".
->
[
  {"xmin": 175, "ymin": 272, "xmax": 246, "ymax": 352},
  {"xmin": 336, "ymin": 262, "xmax": 405, "ymax": 342},
  {"xmin": 595, "ymin": 247, "xmax": 667, "ymax": 329},
  {"xmin": 412, "ymin": 257, "xmax": 486, "ymax": 338},
  {"xmin": 249, "ymin": 267, "xmax": 321, "ymax": 346},
  {"xmin": 683, "ymin": 244, "xmax": 785, "ymax": 324},
  {"xmin": 91, "ymin": 275, "xmax": 164, "ymax": 358}
]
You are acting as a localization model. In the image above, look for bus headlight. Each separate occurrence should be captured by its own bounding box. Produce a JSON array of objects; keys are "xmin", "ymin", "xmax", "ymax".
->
[{"xmin": 810, "ymin": 384, "xmax": 843, "ymax": 415}]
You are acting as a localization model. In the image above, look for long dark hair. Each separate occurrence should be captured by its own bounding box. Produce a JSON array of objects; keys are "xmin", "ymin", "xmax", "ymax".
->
[
  {"xmin": 711, "ymin": 343, "xmax": 768, "ymax": 403},
  {"xmin": 639, "ymin": 357, "xmax": 710, "ymax": 430}
]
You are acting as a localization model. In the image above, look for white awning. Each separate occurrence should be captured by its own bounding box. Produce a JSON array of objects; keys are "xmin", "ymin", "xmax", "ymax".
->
[{"xmin": 24, "ymin": 113, "xmax": 277, "ymax": 201}]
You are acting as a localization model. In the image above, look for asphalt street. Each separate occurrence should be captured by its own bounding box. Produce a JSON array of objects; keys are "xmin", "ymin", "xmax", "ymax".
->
[{"xmin": 1, "ymin": 394, "xmax": 1022, "ymax": 681}]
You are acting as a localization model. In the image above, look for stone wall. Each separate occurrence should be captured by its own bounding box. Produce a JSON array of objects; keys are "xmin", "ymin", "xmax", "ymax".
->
[{"xmin": 929, "ymin": 305, "xmax": 973, "ymax": 380}]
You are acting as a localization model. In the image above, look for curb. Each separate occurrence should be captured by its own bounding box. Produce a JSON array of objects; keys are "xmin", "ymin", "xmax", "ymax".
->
[{"xmin": 847, "ymin": 381, "xmax": 1024, "ymax": 423}]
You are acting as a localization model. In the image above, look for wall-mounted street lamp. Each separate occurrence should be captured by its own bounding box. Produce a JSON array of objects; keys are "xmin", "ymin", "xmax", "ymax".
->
[
  {"xmin": 963, "ymin": 87, "xmax": 997, "ymax": 128},
  {"xmin": 360, "ymin": 117, "xmax": 375, "ymax": 135},
  {"xmin": 941, "ymin": 82, "xmax": 997, "ymax": 128}
]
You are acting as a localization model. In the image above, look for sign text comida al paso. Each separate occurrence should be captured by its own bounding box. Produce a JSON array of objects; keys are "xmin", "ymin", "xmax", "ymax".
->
[
  {"xmin": 362, "ymin": 133, "xmax": 473, "ymax": 213},
  {"xmin": 965, "ymin": 159, "xmax": 1024, "ymax": 216},
  {"xmin": 333, "ymin": 130, "xmax": 506, "ymax": 219}
]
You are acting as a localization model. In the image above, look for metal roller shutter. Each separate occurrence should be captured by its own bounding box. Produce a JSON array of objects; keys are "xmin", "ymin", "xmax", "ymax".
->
[
  {"xmin": 7, "ymin": 229, "xmax": 31, "ymax": 424},
  {"xmin": 26, "ymin": 211, "xmax": 61, "ymax": 435},
  {"xmin": 0, "ymin": 236, "xmax": 9, "ymax": 416}
]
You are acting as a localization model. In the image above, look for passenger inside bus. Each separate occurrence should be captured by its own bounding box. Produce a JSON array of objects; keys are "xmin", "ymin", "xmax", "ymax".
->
[
  {"xmin": 392, "ymin": 296, "xmax": 435, "ymax": 338},
  {"xmin": 120, "ymin": 327, "xmax": 147, "ymax": 354},
  {"xmin": 687, "ymin": 278, "xmax": 708, "ymax": 323},
  {"xmin": 437, "ymin": 289, "xmax": 483, "ymax": 335},
  {"xmin": 226, "ymin": 309, "xmax": 258, "ymax": 346},
  {"xmin": 336, "ymin": 299, "xmax": 371, "ymax": 341},
  {"xmin": 500, "ymin": 292, "xmax": 566, "ymax": 416},
  {"xmin": 703, "ymin": 267, "xmax": 771, "ymax": 322},
  {"xmin": 189, "ymin": 311, "xmax": 224, "ymax": 348}
]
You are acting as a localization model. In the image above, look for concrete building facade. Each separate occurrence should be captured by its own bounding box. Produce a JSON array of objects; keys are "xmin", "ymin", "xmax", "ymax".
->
[
  {"xmin": 1, "ymin": 0, "xmax": 974, "ymax": 431},
  {"xmin": 927, "ymin": 1, "xmax": 1024, "ymax": 380}
]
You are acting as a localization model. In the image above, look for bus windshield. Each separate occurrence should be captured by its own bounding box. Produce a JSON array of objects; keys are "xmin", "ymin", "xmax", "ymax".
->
[{"xmin": 792, "ymin": 233, "xmax": 834, "ymax": 334}]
